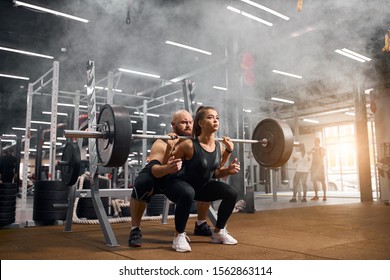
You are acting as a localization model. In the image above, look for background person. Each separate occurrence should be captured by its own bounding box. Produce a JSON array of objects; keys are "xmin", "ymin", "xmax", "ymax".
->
[
  {"xmin": 0, "ymin": 150, "xmax": 18, "ymax": 183},
  {"xmin": 289, "ymin": 143, "xmax": 311, "ymax": 202},
  {"xmin": 310, "ymin": 137, "xmax": 327, "ymax": 201}
]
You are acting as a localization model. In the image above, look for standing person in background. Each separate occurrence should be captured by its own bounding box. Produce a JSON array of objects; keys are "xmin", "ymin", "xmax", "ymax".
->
[
  {"xmin": 0, "ymin": 150, "xmax": 18, "ymax": 183},
  {"xmin": 289, "ymin": 143, "xmax": 311, "ymax": 202},
  {"xmin": 310, "ymin": 137, "xmax": 327, "ymax": 201}
]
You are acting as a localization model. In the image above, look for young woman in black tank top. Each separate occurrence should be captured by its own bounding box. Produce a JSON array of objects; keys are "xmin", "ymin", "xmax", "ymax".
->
[{"xmin": 164, "ymin": 106, "xmax": 240, "ymax": 252}]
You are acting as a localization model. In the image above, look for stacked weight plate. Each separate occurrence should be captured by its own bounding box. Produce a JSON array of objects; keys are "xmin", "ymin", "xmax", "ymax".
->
[
  {"xmin": 33, "ymin": 180, "xmax": 69, "ymax": 225},
  {"xmin": 0, "ymin": 183, "xmax": 17, "ymax": 227}
]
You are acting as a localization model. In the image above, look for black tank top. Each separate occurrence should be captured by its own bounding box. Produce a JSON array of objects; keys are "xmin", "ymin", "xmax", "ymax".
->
[{"xmin": 180, "ymin": 138, "xmax": 221, "ymax": 189}]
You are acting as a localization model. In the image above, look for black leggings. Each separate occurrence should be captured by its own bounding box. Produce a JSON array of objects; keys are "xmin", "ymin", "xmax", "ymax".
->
[{"xmin": 164, "ymin": 179, "xmax": 238, "ymax": 233}]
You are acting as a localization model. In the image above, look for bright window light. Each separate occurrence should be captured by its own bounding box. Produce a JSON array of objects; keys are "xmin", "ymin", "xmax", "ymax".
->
[
  {"xmin": 213, "ymin": 86, "xmax": 228, "ymax": 91},
  {"xmin": 0, "ymin": 73, "xmax": 29, "ymax": 80},
  {"xmin": 13, "ymin": 1, "xmax": 89, "ymax": 23},
  {"xmin": 341, "ymin": 48, "xmax": 371, "ymax": 61},
  {"xmin": 365, "ymin": 88, "xmax": 373, "ymax": 94},
  {"xmin": 303, "ymin": 118, "xmax": 319, "ymax": 124},
  {"xmin": 118, "ymin": 68, "xmax": 160, "ymax": 79},
  {"xmin": 272, "ymin": 70, "xmax": 302, "ymax": 79},
  {"xmin": 334, "ymin": 49, "xmax": 366, "ymax": 63},
  {"xmin": 240, "ymin": 0, "xmax": 290, "ymax": 20},
  {"xmin": 227, "ymin": 6, "xmax": 273, "ymax": 26},
  {"xmin": 0, "ymin": 46, "xmax": 53, "ymax": 59},
  {"xmin": 271, "ymin": 97, "xmax": 295, "ymax": 104},
  {"xmin": 165, "ymin": 41, "xmax": 212, "ymax": 56}
]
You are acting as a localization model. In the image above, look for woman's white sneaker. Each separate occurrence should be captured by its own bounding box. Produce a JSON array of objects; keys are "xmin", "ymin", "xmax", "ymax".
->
[
  {"xmin": 211, "ymin": 228, "xmax": 237, "ymax": 245},
  {"xmin": 172, "ymin": 232, "xmax": 191, "ymax": 252}
]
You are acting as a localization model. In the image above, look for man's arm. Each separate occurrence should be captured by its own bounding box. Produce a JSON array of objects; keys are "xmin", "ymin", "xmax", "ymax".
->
[{"xmin": 149, "ymin": 139, "xmax": 182, "ymax": 178}]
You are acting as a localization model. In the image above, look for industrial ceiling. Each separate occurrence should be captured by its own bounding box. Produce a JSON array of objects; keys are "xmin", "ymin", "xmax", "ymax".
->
[{"xmin": 0, "ymin": 0, "xmax": 389, "ymax": 152}]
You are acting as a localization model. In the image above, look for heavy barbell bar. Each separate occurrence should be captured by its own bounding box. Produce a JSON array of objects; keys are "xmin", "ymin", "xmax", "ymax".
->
[
  {"xmin": 64, "ymin": 129, "xmax": 265, "ymax": 145},
  {"xmin": 60, "ymin": 104, "xmax": 295, "ymax": 182}
]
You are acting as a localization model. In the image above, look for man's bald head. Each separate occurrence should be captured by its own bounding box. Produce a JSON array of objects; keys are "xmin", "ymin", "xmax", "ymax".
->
[{"xmin": 171, "ymin": 109, "xmax": 193, "ymax": 136}]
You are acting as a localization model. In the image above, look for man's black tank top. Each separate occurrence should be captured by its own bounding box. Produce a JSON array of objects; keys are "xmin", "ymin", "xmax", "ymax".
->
[{"xmin": 179, "ymin": 138, "xmax": 221, "ymax": 189}]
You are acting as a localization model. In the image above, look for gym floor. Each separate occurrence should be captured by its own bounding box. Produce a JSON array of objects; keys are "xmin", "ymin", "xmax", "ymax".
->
[{"xmin": 1, "ymin": 191, "xmax": 390, "ymax": 260}]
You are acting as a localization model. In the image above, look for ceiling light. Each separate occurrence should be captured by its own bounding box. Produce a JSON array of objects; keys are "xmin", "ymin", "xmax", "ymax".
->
[
  {"xmin": 303, "ymin": 118, "xmax": 319, "ymax": 124},
  {"xmin": 12, "ymin": 127, "xmax": 37, "ymax": 131},
  {"xmin": 271, "ymin": 97, "xmax": 295, "ymax": 104},
  {"xmin": 83, "ymin": 85, "xmax": 123, "ymax": 92},
  {"xmin": 160, "ymin": 123, "xmax": 167, "ymax": 127},
  {"xmin": 58, "ymin": 103, "xmax": 88, "ymax": 109},
  {"xmin": 118, "ymin": 68, "xmax": 160, "ymax": 79},
  {"xmin": 0, "ymin": 73, "xmax": 30, "ymax": 80},
  {"xmin": 243, "ymin": 109, "xmax": 252, "ymax": 113},
  {"xmin": 31, "ymin": 120, "xmax": 51, "ymax": 125},
  {"xmin": 2, "ymin": 134, "xmax": 17, "ymax": 137},
  {"xmin": 345, "ymin": 112, "xmax": 355, "ymax": 116},
  {"xmin": 334, "ymin": 49, "xmax": 366, "ymax": 63},
  {"xmin": 135, "ymin": 130, "xmax": 156, "ymax": 134},
  {"xmin": 0, "ymin": 139, "xmax": 16, "ymax": 143},
  {"xmin": 240, "ymin": 0, "xmax": 290, "ymax": 20},
  {"xmin": 13, "ymin": 1, "xmax": 89, "ymax": 23},
  {"xmin": 0, "ymin": 46, "xmax": 54, "ymax": 59},
  {"xmin": 227, "ymin": 6, "xmax": 273, "ymax": 26},
  {"xmin": 133, "ymin": 112, "xmax": 160, "ymax": 118},
  {"xmin": 272, "ymin": 70, "xmax": 302, "ymax": 79},
  {"xmin": 213, "ymin": 86, "xmax": 228, "ymax": 91},
  {"xmin": 341, "ymin": 48, "xmax": 371, "ymax": 61},
  {"xmin": 42, "ymin": 111, "xmax": 68, "ymax": 117},
  {"xmin": 165, "ymin": 41, "xmax": 212, "ymax": 55}
]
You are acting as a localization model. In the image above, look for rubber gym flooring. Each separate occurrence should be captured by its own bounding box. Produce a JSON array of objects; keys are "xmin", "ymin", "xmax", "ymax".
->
[{"xmin": 1, "ymin": 192, "xmax": 390, "ymax": 260}]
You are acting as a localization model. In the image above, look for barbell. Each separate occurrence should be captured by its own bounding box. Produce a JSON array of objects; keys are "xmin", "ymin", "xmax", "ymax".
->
[{"xmin": 60, "ymin": 104, "xmax": 295, "ymax": 185}]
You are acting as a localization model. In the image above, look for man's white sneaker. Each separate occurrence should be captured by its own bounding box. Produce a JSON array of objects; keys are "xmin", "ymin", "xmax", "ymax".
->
[
  {"xmin": 172, "ymin": 232, "xmax": 191, "ymax": 252},
  {"xmin": 211, "ymin": 228, "xmax": 237, "ymax": 245}
]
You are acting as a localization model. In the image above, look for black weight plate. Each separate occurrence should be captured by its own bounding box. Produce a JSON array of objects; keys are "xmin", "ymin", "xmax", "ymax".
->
[
  {"xmin": 33, "ymin": 190, "xmax": 69, "ymax": 200},
  {"xmin": 97, "ymin": 104, "xmax": 132, "ymax": 167},
  {"xmin": 0, "ymin": 211, "xmax": 15, "ymax": 219},
  {"xmin": 33, "ymin": 199, "xmax": 69, "ymax": 211},
  {"xmin": 251, "ymin": 118, "xmax": 294, "ymax": 168},
  {"xmin": 0, "ymin": 200, "xmax": 16, "ymax": 208},
  {"xmin": 0, "ymin": 188, "xmax": 17, "ymax": 196},
  {"xmin": 0, "ymin": 218, "xmax": 15, "ymax": 227},
  {"xmin": 35, "ymin": 180, "xmax": 69, "ymax": 191},
  {"xmin": 60, "ymin": 142, "xmax": 81, "ymax": 186},
  {"xmin": 33, "ymin": 210, "xmax": 67, "ymax": 221},
  {"xmin": 0, "ymin": 195, "xmax": 16, "ymax": 201},
  {"xmin": 0, "ymin": 183, "xmax": 17, "ymax": 190}
]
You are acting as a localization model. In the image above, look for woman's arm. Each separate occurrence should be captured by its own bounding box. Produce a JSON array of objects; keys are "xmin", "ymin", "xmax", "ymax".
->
[
  {"xmin": 215, "ymin": 158, "xmax": 240, "ymax": 178},
  {"xmin": 219, "ymin": 136, "xmax": 234, "ymax": 167}
]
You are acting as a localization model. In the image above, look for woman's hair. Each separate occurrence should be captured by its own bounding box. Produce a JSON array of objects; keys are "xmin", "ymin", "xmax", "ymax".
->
[{"xmin": 192, "ymin": 106, "xmax": 216, "ymax": 137}]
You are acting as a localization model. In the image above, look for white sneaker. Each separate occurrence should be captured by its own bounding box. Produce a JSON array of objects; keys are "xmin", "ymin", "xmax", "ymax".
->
[
  {"xmin": 211, "ymin": 228, "xmax": 237, "ymax": 245},
  {"xmin": 172, "ymin": 232, "xmax": 191, "ymax": 252}
]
